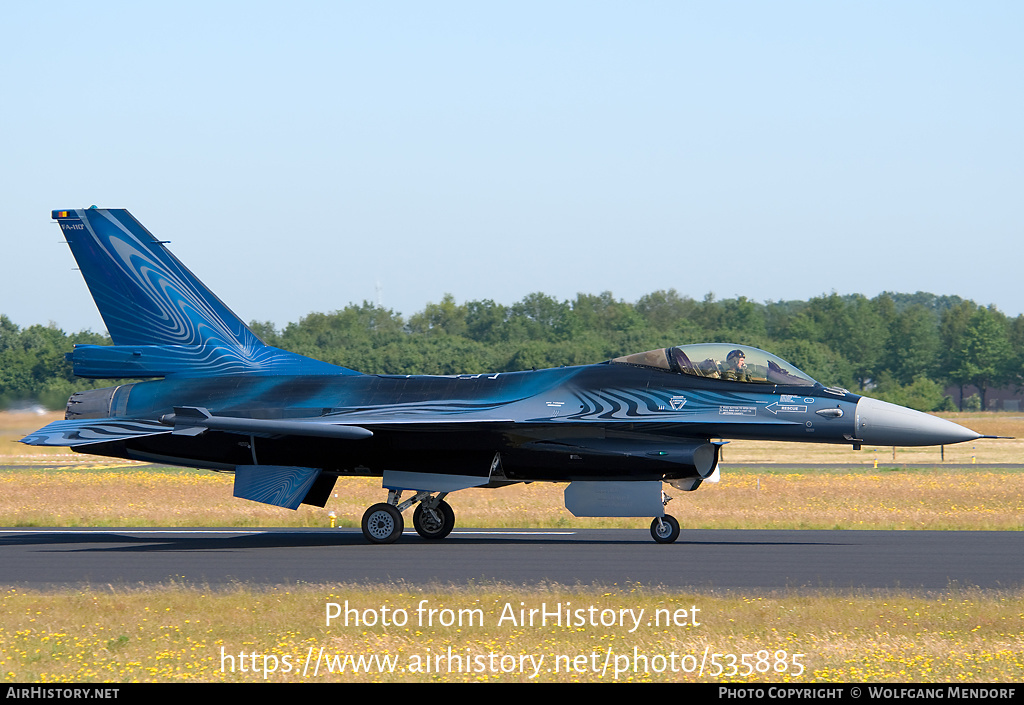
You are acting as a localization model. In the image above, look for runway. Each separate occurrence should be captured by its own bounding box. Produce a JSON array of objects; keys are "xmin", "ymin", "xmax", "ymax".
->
[{"xmin": 1, "ymin": 528, "xmax": 1021, "ymax": 591}]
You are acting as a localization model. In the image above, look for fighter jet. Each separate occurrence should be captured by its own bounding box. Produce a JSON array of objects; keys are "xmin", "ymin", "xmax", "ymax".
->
[{"xmin": 23, "ymin": 208, "xmax": 986, "ymax": 543}]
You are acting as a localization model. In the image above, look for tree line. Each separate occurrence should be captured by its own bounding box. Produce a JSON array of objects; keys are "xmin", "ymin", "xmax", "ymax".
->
[{"xmin": 3, "ymin": 290, "xmax": 1022, "ymax": 412}]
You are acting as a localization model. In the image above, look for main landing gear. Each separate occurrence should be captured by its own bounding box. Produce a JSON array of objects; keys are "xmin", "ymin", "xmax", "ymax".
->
[
  {"xmin": 362, "ymin": 503, "xmax": 403, "ymax": 543},
  {"xmin": 413, "ymin": 498, "xmax": 455, "ymax": 540},
  {"xmin": 360, "ymin": 490, "xmax": 455, "ymax": 544}
]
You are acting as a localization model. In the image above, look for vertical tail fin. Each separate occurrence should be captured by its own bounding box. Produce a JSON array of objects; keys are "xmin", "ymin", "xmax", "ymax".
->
[
  {"xmin": 54, "ymin": 208, "xmax": 354, "ymax": 378},
  {"xmin": 55, "ymin": 208, "xmax": 261, "ymax": 348}
]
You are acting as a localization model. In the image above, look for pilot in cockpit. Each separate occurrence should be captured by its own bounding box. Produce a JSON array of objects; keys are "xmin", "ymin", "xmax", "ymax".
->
[
  {"xmin": 721, "ymin": 349, "xmax": 751, "ymax": 382},
  {"xmin": 698, "ymin": 349, "xmax": 751, "ymax": 381}
]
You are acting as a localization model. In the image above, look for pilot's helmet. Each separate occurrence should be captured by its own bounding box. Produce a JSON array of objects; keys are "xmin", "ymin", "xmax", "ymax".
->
[{"xmin": 727, "ymin": 349, "xmax": 745, "ymax": 363}]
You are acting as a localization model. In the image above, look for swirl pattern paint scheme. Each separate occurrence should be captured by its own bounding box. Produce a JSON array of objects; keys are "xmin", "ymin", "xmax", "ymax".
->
[
  {"xmin": 57, "ymin": 209, "xmax": 348, "ymax": 378},
  {"xmin": 23, "ymin": 208, "xmax": 986, "ymax": 544}
]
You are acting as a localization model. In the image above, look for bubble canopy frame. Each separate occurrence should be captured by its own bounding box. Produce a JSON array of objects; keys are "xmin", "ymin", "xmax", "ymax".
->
[{"xmin": 613, "ymin": 344, "xmax": 819, "ymax": 387}]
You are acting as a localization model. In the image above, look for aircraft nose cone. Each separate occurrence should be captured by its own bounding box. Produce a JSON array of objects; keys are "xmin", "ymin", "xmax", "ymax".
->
[{"xmin": 855, "ymin": 396, "xmax": 982, "ymax": 446}]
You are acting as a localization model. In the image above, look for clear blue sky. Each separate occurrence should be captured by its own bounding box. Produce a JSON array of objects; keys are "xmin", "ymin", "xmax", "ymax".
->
[{"xmin": 3, "ymin": 1, "xmax": 1021, "ymax": 334}]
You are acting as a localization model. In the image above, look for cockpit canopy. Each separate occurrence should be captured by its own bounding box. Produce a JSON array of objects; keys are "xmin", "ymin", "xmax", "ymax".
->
[{"xmin": 611, "ymin": 344, "xmax": 819, "ymax": 387}]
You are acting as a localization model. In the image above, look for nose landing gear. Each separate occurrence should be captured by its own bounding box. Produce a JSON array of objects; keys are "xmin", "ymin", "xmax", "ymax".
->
[
  {"xmin": 649, "ymin": 488, "xmax": 680, "ymax": 543},
  {"xmin": 650, "ymin": 515, "xmax": 680, "ymax": 543}
]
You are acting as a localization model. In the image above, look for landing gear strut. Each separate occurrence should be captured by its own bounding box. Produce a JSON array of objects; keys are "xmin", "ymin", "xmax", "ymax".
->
[
  {"xmin": 359, "ymin": 490, "xmax": 457, "ymax": 543},
  {"xmin": 650, "ymin": 515, "xmax": 680, "ymax": 543},
  {"xmin": 649, "ymin": 488, "xmax": 680, "ymax": 543},
  {"xmin": 413, "ymin": 498, "xmax": 455, "ymax": 540}
]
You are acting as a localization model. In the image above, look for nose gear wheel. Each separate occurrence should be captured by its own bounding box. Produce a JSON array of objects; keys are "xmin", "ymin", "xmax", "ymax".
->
[{"xmin": 650, "ymin": 515, "xmax": 680, "ymax": 543}]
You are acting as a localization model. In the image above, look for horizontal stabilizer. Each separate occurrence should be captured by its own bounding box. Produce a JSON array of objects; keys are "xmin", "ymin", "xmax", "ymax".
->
[
  {"xmin": 20, "ymin": 418, "xmax": 173, "ymax": 447},
  {"xmin": 233, "ymin": 465, "xmax": 322, "ymax": 510}
]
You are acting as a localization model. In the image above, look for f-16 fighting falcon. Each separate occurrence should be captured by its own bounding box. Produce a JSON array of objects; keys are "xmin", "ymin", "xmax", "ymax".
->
[{"xmin": 23, "ymin": 208, "xmax": 987, "ymax": 543}]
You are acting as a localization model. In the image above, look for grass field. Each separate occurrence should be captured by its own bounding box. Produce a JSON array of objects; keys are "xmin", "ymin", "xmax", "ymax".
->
[
  {"xmin": 0, "ymin": 465, "xmax": 1021, "ymax": 531},
  {"xmin": 1, "ymin": 411, "xmax": 1021, "ymax": 683},
  {"xmin": 2, "ymin": 584, "xmax": 1022, "ymax": 683}
]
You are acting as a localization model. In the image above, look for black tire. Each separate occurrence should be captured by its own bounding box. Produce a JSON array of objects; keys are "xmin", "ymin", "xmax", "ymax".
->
[
  {"xmin": 650, "ymin": 515, "xmax": 680, "ymax": 544},
  {"xmin": 361, "ymin": 503, "xmax": 404, "ymax": 544},
  {"xmin": 413, "ymin": 500, "xmax": 455, "ymax": 540}
]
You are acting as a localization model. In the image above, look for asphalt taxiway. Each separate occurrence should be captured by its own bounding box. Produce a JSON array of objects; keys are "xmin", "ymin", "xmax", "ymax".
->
[{"xmin": 1, "ymin": 528, "xmax": 1021, "ymax": 591}]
